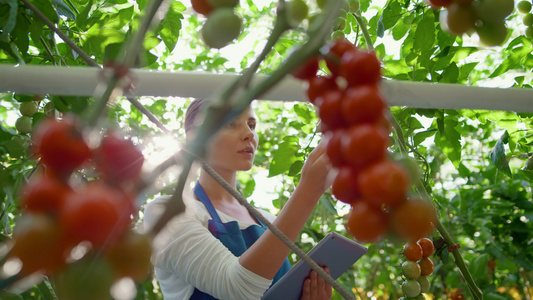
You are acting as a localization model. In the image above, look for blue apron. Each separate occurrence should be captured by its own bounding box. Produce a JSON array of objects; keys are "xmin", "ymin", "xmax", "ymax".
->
[{"xmin": 190, "ymin": 183, "xmax": 292, "ymax": 300}]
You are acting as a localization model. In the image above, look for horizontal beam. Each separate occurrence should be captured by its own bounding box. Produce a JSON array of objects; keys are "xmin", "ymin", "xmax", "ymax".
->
[{"xmin": 1, "ymin": 64, "xmax": 531, "ymax": 112}]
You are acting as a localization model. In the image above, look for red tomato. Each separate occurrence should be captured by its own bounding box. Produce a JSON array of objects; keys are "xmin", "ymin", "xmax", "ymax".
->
[
  {"xmin": 306, "ymin": 76, "xmax": 339, "ymax": 104},
  {"xmin": 95, "ymin": 132, "xmax": 144, "ymax": 185},
  {"xmin": 403, "ymin": 241, "xmax": 423, "ymax": 261},
  {"xmin": 339, "ymin": 50, "xmax": 381, "ymax": 87},
  {"xmin": 325, "ymin": 39, "xmax": 357, "ymax": 77},
  {"xmin": 345, "ymin": 201, "xmax": 389, "ymax": 243},
  {"xmin": 417, "ymin": 237, "xmax": 435, "ymax": 257},
  {"xmin": 390, "ymin": 198, "xmax": 437, "ymax": 242},
  {"xmin": 341, "ymin": 124, "xmax": 389, "ymax": 169},
  {"xmin": 419, "ymin": 256, "xmax": 435, "ymax": 276},
  {"xmin": 325, "ymin": 130, "xmax": 346, "ymax": 167},
  {"xmin": 317, "ymin": 89, "xmax": 346, "ymax": 130},
  {"xmin": 20, "ymin": 174, "xmax": 72, "ymax": 214},
  {"xmin": 358, "ymin": 160, "xmax": 410, "ymax": 208},
  {"xmin": 9, "ymin": 213, "xmax": 71, "ymax": 275},
  {"xmin": 341, "ymin": 85, "xmax": 386, "ymax": 125},
  {"xmin": 428, "ymin": 0, "xmax": 452, "ymax": 7},
  {"xmin": 191, "ymin": 0, "xmax": 214, "ymax": 15},
  {"xmin": 105, "ymin": 230, "xmax": 152, "ymax": 281},
  {"xmin": 332, "ymin": 166, "xmax": 361, "ymax": 204},
  {"xmin": 32, "ymin": 116, "xmax": 92, "ymax": 176},
  {"xmin": 291, "ymin": 56, "xmax": 320, "ymax": 80},
  {"xmin": 59, "ymin": 182, "xmax": 133, "ymax": 247}
]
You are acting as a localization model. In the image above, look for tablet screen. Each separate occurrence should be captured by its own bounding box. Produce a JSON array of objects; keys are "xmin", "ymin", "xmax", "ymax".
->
[{"xmin": 261, "ymin": 232, "xmax": 367, "ymax": 300}]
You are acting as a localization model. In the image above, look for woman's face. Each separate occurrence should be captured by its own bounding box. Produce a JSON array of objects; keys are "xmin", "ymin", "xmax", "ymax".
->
[{"xmin": 205, "ymin": 105, "xmax": 259, "ymax": 173}]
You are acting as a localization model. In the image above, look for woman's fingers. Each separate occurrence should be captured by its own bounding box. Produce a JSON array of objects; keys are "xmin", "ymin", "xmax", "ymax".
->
[
  {"xmin": 300, "ymin": 278, "xmax": 311, "ymax": 300},
  {"xmin": 300, "ymin": 267, "xmax": 332, "ymax": 300}
]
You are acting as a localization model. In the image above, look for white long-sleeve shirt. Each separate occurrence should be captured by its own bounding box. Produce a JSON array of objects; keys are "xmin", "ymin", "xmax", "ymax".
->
[{"xmin": 143, "ymin": 192, "xmax": 278, "ymax": 300}]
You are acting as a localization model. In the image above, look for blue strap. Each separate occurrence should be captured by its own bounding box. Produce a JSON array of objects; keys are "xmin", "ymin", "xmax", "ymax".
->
[
  {"xmin": 194, "ymin": 183, "xmax": 223, "ymax": 223},
  {"xmin": 194, "ymin": 182, "xmax": 265, "ymax": 227}
]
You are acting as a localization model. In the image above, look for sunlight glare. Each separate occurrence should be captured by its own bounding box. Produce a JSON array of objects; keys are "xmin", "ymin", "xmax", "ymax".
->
[
  {"xmin": 111, "ymin": 277, "xmax": 137, "ymax": 300},
  {"xmin": 143, "ymin": 134, "xmax": 183, "ymax": 170},
  {"xmin": 3, "ymin": 258, "xmax": 22, "ymax": 276}
]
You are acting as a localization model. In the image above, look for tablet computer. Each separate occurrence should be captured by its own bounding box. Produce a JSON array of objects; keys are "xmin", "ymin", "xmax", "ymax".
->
[{"xmin": 261, "ymin": 232, "xmax": 367, "ymax": 300}]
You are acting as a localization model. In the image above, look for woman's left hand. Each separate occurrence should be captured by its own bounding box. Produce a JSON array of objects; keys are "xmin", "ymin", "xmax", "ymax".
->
[
  {"xmin": 299, "ymin": 138, "xmax": 333, "ymax": 197},
  {"xmin": 299, "ymin": 267, "xmax": 332, "ymax": 300}
]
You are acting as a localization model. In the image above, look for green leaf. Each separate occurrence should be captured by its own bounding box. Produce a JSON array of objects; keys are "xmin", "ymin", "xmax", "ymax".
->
[
  {"xmin": 413, "ymin": 129, "xmax": 436, "ymax": 147},
  {"xmin": 241, "ymin": 178, "xmax": 255, "ymax": 198},
  {"xmin": 0, "ymin": 0, "xmax": 18, "ymax": 40},
  {"xmin": 435, "ymin": 117, "xmax": 462, "ymax": 168},
  {"xmin": 381, "ymin": 0, "xmax": 402, "ymax": 30},
  {"xmin": 391, "ymin": 12, "xmax": 414, "ymax": 41},
  {"xmin": 52, "ymin": 0, "xmax": 76, "ymax": 20},
  {"xmin": 159, "ymin": 4, "xmax": 183, "ymax": 53},
  {"xmin": 76, "ymin": 0, "xmax": 93, "ymax": 30},
  {"xmin": 293, "ymin": 103, "xmax": 314, "ymax": 124},
  {"xmin": 36, "ymin": 278, "xmax": 58, "ymax": 300},
  {"xmin": 469, "ymin": 253, "xmax": 490, "ymax": 282},
  {"xmin": 440, "ymin": 62, "xmax": 459, "ymax": 83},
  {"xmin": 268, "ymin": 136, "xmax": 300, "ymax": 177},
  {"xmin": 489, "ymin": 130, "xmax": 513, "ymax": 178},
  {"xmin": 413, "ymin": 10, "xmax": 435, "ymax": 54},
  {"xmin": 31, "ymin": 0, "xmax": 59, "ymax": 24},
  {"xmin": 484, "ymin": 293, "xmax": 510, "ymax": 300},
  {"xmin": 2, "ymin": 138, "xmax": 24, "ymax": 158},
  {"xmin": 288, "ymin": 160, "xmax": 304, "ymax": 176}
]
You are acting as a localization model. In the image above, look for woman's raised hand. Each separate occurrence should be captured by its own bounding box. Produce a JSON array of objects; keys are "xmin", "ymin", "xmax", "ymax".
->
[{"xmin": 299, "ymin": 138, "xmax": 333, "ymax": 197}]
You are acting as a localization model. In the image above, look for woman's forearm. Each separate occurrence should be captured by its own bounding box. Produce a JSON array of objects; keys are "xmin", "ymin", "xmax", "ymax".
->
[{"xmin": 238, "ymin": 184, "xmax": 322, "ymax": 279}]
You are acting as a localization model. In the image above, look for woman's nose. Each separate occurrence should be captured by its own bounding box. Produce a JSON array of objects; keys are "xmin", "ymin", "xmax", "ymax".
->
[{"xmin": 242, "ymin": 126, "xmax": 255, "ymax": 141}]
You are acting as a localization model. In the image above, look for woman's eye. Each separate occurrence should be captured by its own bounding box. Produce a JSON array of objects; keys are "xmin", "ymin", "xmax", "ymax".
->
[{"xmin": 248, "ymin": 123, "xmax": 256, "ymax": 130}]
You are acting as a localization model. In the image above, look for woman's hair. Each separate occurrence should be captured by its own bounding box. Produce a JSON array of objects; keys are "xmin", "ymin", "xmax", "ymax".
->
[{"xmin": 184, "ymin": 98, "xmax": 206, "ymax": 135}]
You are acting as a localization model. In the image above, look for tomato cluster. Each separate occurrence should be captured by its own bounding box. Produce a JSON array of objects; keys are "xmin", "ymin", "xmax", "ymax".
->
[
  {"xmin": 517, "ymin": 0, "xmax": 533, "ymax": 38},
  {"xmin": 191, "ymin": 0, "xmax": 242, "ymax": 49},
  {"xmin": 8, "ymin": 115, "xmax": 151, "ymax": 299},
  {"xmin": 328, "ymin": 0, "xmax": 360, "ymax": 40},
  {"xmin": 399, "ymin": 238, "xmax": 435, "ymax": 299},
  {"xmin": 14, "ymin": 98, "xmax": 42, "ymax": 134},
  {"xmin": 430, "ymin": 0, "xmax": 514, "ymax": 46},
  {"xmin": 295, "ymin": 39, "xmax": 437, "ymax": 244}
]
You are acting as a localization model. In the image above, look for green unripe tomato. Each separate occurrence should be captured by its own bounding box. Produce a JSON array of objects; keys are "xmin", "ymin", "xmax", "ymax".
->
[
  {"xmin": 476, "ymin": 20, "xmax": 508, "ymax": 47},
  {"xmin": 333, "ymin": 17, "xmax": 347, "ymax": 31},
  {"xmin": 442, "ymin": 3, "xmax": 477, "ymax": 35},
  {"xmin": 201, "ymin": 8, "xmax": 242, "ymax": 49},
  {"xmin": 207, "ymin": 0, "xmax": 238, "ymax": 8},
  {"xmin": 54, "ymin": 254, "xmax": 115, "ymax": 300},
  {"xmin": 517, "ymin": 0, "xmax": 532, "ymax": 13},
  {"xmin": 19, "ymin": 101, "xmax": 39, "ymax": 117},
  {"xmin": 524, "ymin": 13, "xmax": 533, "ymax": 26},
  {"xmin": 525, "ymin": 25, "xmax": 533, "ymax": 38},
  {"xmin": 286, "ymin": 0, "xmax": 309, "ymax": 27},
  {"xmin": 402, "ymin": 260, "xmax": 422, "ymax": 279},
  {"xmin": 348, "ymin": 0, "xmax": 360, "ymax": 13},
  {"xmin": 417, "ymin": 276, "xmax": 431, "ymax": 293},
  {"xmin": 331, "ymin": 30, "xmax": 345, "ymax": 40},
  {"xmin": 15, "ymin": 116, "xmax": 32, "ymax": 134},
  {"xmin": 402, "ymin": 279, "xmax": 421, "ymax": 298},
  {"xmin": 474, "ymin": 0, "xmax": 515, "ymax": 23}
]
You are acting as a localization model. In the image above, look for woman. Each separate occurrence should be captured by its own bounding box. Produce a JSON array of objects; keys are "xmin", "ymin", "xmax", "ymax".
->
[{"xmin": 143, "ymin": 99, "xmax": 333, "ymax": 300}]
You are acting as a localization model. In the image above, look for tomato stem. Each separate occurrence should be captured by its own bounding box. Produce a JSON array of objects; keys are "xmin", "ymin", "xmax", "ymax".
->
[
  {"xmin": 434, "ymin": 216, "xmax": 484, "ymax": 299},
  {"xmin": 148, "ymin": 151, "xmax": 193, "ymax": 236},
  {"xmin": 353, "ymin": 11, "xmax": 374, "ymax": 52}
]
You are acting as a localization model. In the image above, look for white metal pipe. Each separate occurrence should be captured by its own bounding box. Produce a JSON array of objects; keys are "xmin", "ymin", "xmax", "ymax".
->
[{"xmin": 1, "ymin": 64, "xmax": 532, "ymax": 112}]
